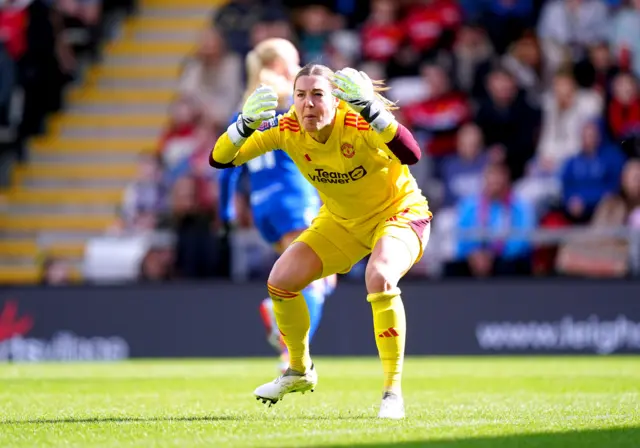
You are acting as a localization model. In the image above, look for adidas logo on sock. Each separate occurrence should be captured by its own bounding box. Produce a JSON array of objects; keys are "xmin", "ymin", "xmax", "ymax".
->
[{"xmin": 378, "ymin": 327, "xmax": 399, "ymax": 338}]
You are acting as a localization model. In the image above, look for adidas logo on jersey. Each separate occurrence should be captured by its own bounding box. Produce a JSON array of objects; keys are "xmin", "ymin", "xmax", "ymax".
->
[{"xmin": 308, "ymin": 166, "xmax": 367, "ymax": 184}]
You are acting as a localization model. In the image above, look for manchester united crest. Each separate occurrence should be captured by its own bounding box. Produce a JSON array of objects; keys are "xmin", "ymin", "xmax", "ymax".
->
[{"xmin": 341, "ymin": 143, "xmax": 355, "ymax": 158}]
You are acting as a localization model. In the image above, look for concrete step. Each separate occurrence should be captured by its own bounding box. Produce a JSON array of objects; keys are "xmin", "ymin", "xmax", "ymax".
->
[
  {"xmin": 59, "ymin": 127, "xmax": 161, "ymax": 139},
  {"xmin": 138, "ymin": 7, "xmax": 214, "ymax": 17},
  {"xmin": 14, "ymin": 163, "xmax": 137, "ymax": 181},
  {"xmin": 7, "ymin": 204, "xmax": 117, "ymax": 215},
  {"xmin": 133, "ymin": 30, "xmax": 200, "ymax": 41},
  {"xmin": 0, "ymin": 239, "xmax": 86, "ymax": 260},
  {"xmin": 67, "ymin": 87, "xmax": 175, "ymax": 104},
  {"xmin": 122, "ymin": 16, "xmax": 209, "ymax": 33},
  {"xmin": 96, "ymin": 78, "xmax": 178, "ymax": 89},
  {"xmin": 0, "ymin": 230, "xmax": 103, "ymax": 242},
  {"xmin": 0, "ymin": 265, "xmax": 40, "ymax": 284},
  {"xmin": 0, "ymin": 214, "xmax": 115, "ymax": 232},
  {"xmin": 31, "ymin": 152, "xmax": 141, "ymax": 164},
  {"xmin": 104, "ymin": 40, "xmax": 194, "ymax": 57},
  {"xmin": 30, "ymin": 137, "xmax": 157, "ymax": 153},
  {"xmin": 0, "ymin": 263, "xmax": 82, "ymax": 285},
  {"xmin": 86, "ymin": 65, "xmax": 179, "ymax": 81},
  {"xmin": 5, "ymin": 188, "xmax": 124, "ymax": 205},
  {"xmin": 51, "ymin": 113, "xmax": 167, "ymax": 129},
  {"xmin": 140, "ymin": 0, "xmax": 225, "ymax": 8},
  {"xmin": 20, "ymin": 178, "xmax": 130, "ymax": 189},
  {"xmin": 67, "ymin": 103, "xmax": 169, "ymax": 114},
  {"xmin": 103, "ymin": 54, "xmax": 185, "ymax": 66}
]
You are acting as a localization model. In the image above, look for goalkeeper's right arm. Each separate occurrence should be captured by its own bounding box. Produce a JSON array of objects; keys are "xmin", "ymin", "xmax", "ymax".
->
[{"xmin": 210, "ymin": 85, "xmax": 279, "ymax": 169}]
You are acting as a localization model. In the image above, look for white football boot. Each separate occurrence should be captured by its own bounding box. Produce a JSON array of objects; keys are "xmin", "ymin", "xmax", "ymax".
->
[
  {"xmin": 378, "ymin": 391, "xmax": 405, "ymax": 419},
  {"xmin": 254, "ymin": 364, "xmax": 318, "ymax": 406}
]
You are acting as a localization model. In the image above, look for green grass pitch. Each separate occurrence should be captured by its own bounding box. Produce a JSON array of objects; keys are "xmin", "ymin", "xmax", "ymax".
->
[{"xmin": 1, "ymin": 357, "xmax": 639, "ymax": 447}]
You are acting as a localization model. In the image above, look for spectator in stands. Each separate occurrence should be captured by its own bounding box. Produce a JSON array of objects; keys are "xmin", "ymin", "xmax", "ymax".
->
[
  {"xmin": 476, "ymin": 0, "xmax": 536, "ymax": 55},
  {"xmin": 475, "ymin": 67, "xmax": 541, "ymax": 180},
  {"xmin": 447, "ymin": 22, "xmax": 494, "ymax": 97},
  {"xmin": 574, "ymin": 42, "xmax": 619, "ymax": 94},
  {"xmin": 138, "ymin": 245, "xmax": 174, "ymax": 282},
  {"xmin": 537, "ymin": 0, "xmax": 610, "ymax": 62},
  {"xmin": 6, "ymin": 0, "xmax": 75, "ymax": 161},
  {"xmin": 212, "ymin": 0, "xmax": 287, "ymax": 57},
  {"xmin": 169, "ymin": 175, "xmax": 224, "ymax": 279},
  {"xmin": 440, "ymin": 122, "xmax": 490, "ymax": 209},
  {"xmin": 500, "ymin": 33, "xmax": 546, "ymax": 107},
  {"xmin": 536, "ymin": 70, "xmax": 603, "ymax": 173},
  {"xmin": 621, "ymin": 159, "xmax": 640, "ymax": 227},
  {"xmin": 401, "ymin": 63, "xmax": 471, "ymax": 178},
  {"xmin": 41, "ymin": 256, "xmax": 73, "ymax": 285},
  {"xmin": 555, "ymin": 158, "xmax": 640, "ymax": 278},
  {"xmin": 57, "ymin": 0, "xmax": 103, "ymax": 60},
  {"xmin": 608, "ymin": 0, "xmax": 640, "ymax": 79},
  {"xmin": 516, "ymin": 69, "xmax": 602, "ymax": 216},
  {"xmin": 403, "ymin": 0, "xmax": 462, "ymax": 60},
  {"xmin": 121, "ymin": 152, "xmax": 169, "ymax": 231},
  {"xmin": 295, "ymin": 5, "xmax": 335, "ymax": 65},
  {"xmin": 560, "ymin": 119, "xmax": 626, "ymax": 223},
  {"xmin": 447, "ymin": 162, "xmax": 536, "ymax": 277},
  {"xmin": 178, "ymin": 28, "xmax": 242, "ymax": 132},
  {"xmin": 157, "ymin": 97, "xmax": 202, "ymax": 171},
  {"xmin": 608, "ymin": 72, "xmax": 640, "ymax": 158},
  {"xmin": 359, "ymin": 0, "xmax": 404, "ymax": 72}
]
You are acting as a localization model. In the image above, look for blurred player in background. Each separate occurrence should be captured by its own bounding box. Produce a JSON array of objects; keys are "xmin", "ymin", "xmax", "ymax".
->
[
  {"xmin": 210, "ymin": 62, "xmax": 431, "ymax": 419},
  {"xmin": 218, "ymin": 38, "xmax": 337, "ymax": 373}
]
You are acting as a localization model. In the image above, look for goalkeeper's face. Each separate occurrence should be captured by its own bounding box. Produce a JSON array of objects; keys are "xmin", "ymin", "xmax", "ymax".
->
[{"xmin": 294, "ymin": 75, "xmax": 339, "ymax": 132}]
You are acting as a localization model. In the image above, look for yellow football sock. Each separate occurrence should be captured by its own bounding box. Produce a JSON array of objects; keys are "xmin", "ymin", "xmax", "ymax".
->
[
  {"xmin": 367, "ymin": 288, "xmax": 406, "ymax": 394},
  {"xmin": 267, "ymin": 284, "xmax": 312, "ymax": 373}
]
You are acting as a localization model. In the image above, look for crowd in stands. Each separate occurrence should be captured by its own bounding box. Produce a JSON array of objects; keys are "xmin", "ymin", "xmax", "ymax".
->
[
  {"xmin": 11, "ymin": 0, "xmax": 640, "ymax": 281},
  {"xmin": 0, "ymin": 0, "xmax": 133, "ymax": 164}
]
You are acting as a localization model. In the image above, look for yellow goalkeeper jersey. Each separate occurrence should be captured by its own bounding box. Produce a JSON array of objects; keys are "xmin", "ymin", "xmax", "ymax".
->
[{"xmin": 212, "ymin": 105, "xmax": 429, "ymax": 229}]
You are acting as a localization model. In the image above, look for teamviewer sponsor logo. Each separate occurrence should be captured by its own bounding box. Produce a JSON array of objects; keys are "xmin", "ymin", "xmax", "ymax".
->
[
  {"xmin": 475, "ymin": 315, "xmax": 640, "ymax": 354},
  {"xmin": 0, "ymin": 300, "xmax": 130, "ymax": 362},
  {"xmin": 308, "ymin": 166, "xmax": 367, "ymax": 184}
]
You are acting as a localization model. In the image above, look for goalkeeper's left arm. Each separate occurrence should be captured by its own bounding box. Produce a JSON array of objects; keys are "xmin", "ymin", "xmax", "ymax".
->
[{"xmin": 332, "ymin": 68, "xmax": 421, "ymax": 165}]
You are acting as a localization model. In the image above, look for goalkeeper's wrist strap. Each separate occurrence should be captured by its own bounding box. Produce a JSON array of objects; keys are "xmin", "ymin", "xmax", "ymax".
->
[
  {"xmin": 361, "ymin": 101, "xmax": 394, "ymax": 134},
  {"xmin": 227, "ymin": 117, "xmax": 254, "ymax": 146}
]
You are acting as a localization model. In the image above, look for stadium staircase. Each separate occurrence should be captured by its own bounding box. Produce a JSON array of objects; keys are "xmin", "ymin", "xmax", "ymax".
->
[{"xmin": 0, "ymin": 0, "xmax": 225, "ymax": 284}]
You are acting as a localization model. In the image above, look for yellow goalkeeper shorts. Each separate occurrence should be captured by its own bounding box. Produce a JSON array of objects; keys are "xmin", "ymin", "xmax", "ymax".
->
[{"xmin": 294, "ymin": 202, "xmax": 432, "ymax": 278}]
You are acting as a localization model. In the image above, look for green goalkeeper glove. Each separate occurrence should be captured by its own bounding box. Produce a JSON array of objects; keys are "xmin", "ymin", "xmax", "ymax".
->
[
  {"xmin": 331, "ymin": 68, "xmax": 395, "ymax": 133},
  {"xmin": 228, "ymin": 85, "xmax": 278, "ymax": 144}
]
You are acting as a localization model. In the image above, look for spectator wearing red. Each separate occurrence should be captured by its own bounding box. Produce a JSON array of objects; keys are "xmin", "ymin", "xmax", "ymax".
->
[
  {"xmin": 402, "ymin": 63, "xmax": 471, "ymax": 177},
  {"xmin": 0, "ymin": 2, "xmax": 28, "ymax": 60},
  {"xmin": 608, "ymin": 72, "xmax": 640, "ymax": 145},
  {"xmin": 157, "ymin": 97, "xmax": 203, "ymax": 170},
  {"xmin": 360, "ymin": 0, "xmax": 404, "ymax": 64},
  {"xmin": 403, "ymin": 0, "xmax": 462, "ymax": 57}
]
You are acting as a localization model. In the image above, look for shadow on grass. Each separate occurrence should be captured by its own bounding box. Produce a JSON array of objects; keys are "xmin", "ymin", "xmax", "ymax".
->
[{"xmin": 317, "ymin": 426, "xmax": 640, "ymax": 448}]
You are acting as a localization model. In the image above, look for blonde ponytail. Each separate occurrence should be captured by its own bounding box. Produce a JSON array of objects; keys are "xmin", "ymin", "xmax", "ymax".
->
[
  {"xmin": 371, "ymin": 79, "xmax": 398, "ymax": 111},
  {"xmin": 242, "ymin": 39, "xmax": 299, "ymax": 110}
]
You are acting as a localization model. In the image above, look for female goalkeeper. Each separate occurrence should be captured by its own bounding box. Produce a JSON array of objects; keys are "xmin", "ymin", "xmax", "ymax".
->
[
  {"xmin": 210, "ymin": 63, "xmax": 431, "ymax": 419},
  {"xmin": 218, "ymin": 38, "xmax": 337, "ymax": 374}
]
